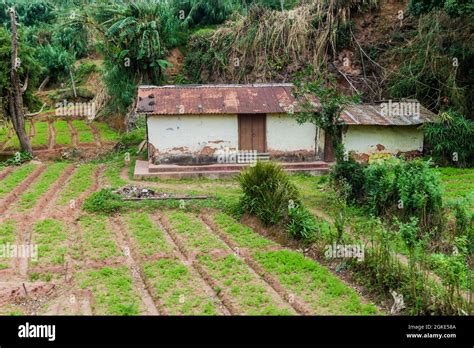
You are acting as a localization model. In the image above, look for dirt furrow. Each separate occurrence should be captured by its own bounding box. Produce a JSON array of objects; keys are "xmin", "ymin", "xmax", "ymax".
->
[
  {"xmin": 88, "ymin": 122, "xmax": 102, "ymax": 146},
  {"xmin": 67, "ymin": 120, "xmax": 78, "ymax": 147},
  {"xmin": 109, "ymin": 217, "xmax": 161, "ymax": 316},
  {"xmin": 200, "ymin": 214, "xmax": 312, "ymax": 315},
  {"xmin": 46, "ymin": 165, "xmax": 103, "ymax": 221},
  {"xmin": 0, "ymin": 166, "xmax": 14, "ymax": 181},
  {"xmin": 0, "ymin": 164, "xmax": 46, "ymax": 215},
  {"xmin": 47, "ymin": 120, "xmax": 55, "ymax": 150},
  {"xmin": 33, "ymin": 165, "xmax": 76, "ymax": 218},
  {"xmin": 150, "ymin": 213, "xmax": 231, "ymax": 315}
]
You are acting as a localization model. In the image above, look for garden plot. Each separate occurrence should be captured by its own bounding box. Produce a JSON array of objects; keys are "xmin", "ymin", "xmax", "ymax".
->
[
  {"xmin": 11, "ymin": 162, "xmax": 69, "ymax": 212},
  {"xmin": 161, "ymin": 211, "xmax": 295, "ymax": 315},
  {"xmin": 31, "ymin": 121, "xmax": 49, "ymax": 149},
  {"xmin": 29, "ymin": 219, "xmax": 70, "ymax": 281},
  {"xmin": 55, "ymin": 163, "xmax": 97, "ymax": 206},
  {"xmin": 205, "ymin": 212, "xmax": 378, "ymax": 315},
  {"xmin": 0, "ymin": 163, "xmax": 38, "ymax": 200},
  {"xmin": 71, "ymin": 120, "xmax": 96, "ymax": 145},
  {"xmin": 72, "ymin": 215, "xmax": 122, "ymax": 263},
  {"xmin": 0, "ymin": 220, "xmax": 16, "ymax": 270},
  {"xmin": 76, "ymin": 265, "xmax": 144, "ymax": 315},
  {"xmin": 0, "ymin": 161, "xmax": 382, "ymax": 316},
  {"xmin": 121, "ymin": 212, "xmax": 226, "ymax": 315}
]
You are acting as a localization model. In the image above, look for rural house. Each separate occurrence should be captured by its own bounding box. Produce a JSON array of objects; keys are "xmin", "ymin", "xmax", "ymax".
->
[{"xmin": 134, "ymin": 83, "xmax": 435, "ymax": 178}]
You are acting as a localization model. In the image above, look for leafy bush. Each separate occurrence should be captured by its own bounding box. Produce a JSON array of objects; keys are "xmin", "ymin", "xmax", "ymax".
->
[
  {"xmin": 0, "ymin": 151, "xmax": 33, "ymax": 167},
  {"xmin": 238, "ymin": 161, "xmax": 300, "ymax": 226},
  {"xmin": 35, "ymin": 44, "xmax": 75, "ymax": 83},
  {"xmin": 287, "ymin": 204, "xmax": 318, "ymax": 242},
  {"xmin": 330, "ymin": 157, "xmax": 365, "ymax": 203},
  {"xmin": 362, "ymin": 159, "xmax": 398, "ymax": 215},
  {"xmin": 333, "ymin": 158, "xmax": 444, "ymax": 231},
  {"xmin": 424, "ymin": 111, "xmax": 474, "ymax": 167},
  {"xmin": 83, "ymin": 189, "xmax": 123, "ymax": 214},
  {"xmin": 395, "ymin": 160, "xmax": 444, "ymax": 226}
]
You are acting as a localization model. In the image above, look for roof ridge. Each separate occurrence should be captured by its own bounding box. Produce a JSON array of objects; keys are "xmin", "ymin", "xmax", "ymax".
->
[{"xmin": 138, "ymin": 83, "xmax": 294, "ymax": 89}]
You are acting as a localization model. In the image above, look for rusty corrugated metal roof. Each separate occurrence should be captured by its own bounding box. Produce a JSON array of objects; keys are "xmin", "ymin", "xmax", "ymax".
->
[
  {"xmin": 340, "ymin": 101, "xmax": 437, "ymax": 125},
  {"xmin": 137, "ymin": 83, "xmax": 304, "ymax": 115},
  {"xmin": 137, "ymin": 84, "xmax": 436, "ymax": 125}
]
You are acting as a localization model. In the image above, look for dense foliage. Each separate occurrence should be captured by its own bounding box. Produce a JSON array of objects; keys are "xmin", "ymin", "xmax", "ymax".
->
[
  {"xmin": 332, "ymin": 158, "xmax": 445, "ymax": 232},
  {"xmin": 423, "ymin": 110, "xmax": 474, "ymax": 167},
  {"xmin": 238, "ymin": 161, "xmax": 317, "ymax": 241}
]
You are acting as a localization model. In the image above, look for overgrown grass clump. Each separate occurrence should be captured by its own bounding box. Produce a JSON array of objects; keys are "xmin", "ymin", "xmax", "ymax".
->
[
  {"xmin": 83, "ymin": 188, "xmax": 123, "ymax": 214},
  {"xmin": 238, "ymin": 161, "xmax": 317, "ymax": 241},
  {"xmin": 331, "ymin": 157, "xmax": 444, "ymax": 231}
]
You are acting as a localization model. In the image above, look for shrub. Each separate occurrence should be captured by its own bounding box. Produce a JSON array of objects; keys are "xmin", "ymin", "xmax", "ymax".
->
[
  {"xmin": 394, "ymin": 159, "xmax": 444, "ymax": 229},
  {"xmin": 363, "ymin": 159, "xmax": 398, "ymax": 215},
  {"xmin": 238, "ymin": 161, "xmax": 299, "ymax": 226},
  {"xmin": 287, "ymin": 204, "xmax": 318, "ymax": 242},
  {"xmin": 83, "ymin": 189, "xmax": 123, "ymax": 214},
  {"xmin": 0, "ymin": 151, "xmax": 33, "ymax": 167},
  {"xmin": 423, "ymin": 111, "xmax": 474, "ymax": 167},
  {"xmin": 330, "ymin": 157, "xmax": 365, "ymax": 203}
]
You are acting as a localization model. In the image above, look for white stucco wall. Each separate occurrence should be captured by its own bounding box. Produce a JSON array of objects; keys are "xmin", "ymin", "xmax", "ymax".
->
[
  {"xmin": 342, "ymin": 125, "xmax": 423, "ymax": 154},
  {"xmin": 147, "ymin": 114, "xmax": 238, "ymax": 154},
  {"xmin": 266, "ymin": 114, "xmax": 317, "ymax": 152}
]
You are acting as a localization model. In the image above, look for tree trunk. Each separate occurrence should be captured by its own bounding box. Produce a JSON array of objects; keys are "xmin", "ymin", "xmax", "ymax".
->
[{"xmin": 9, "ymin": 7, "xmax": 32, "ymax": 155}]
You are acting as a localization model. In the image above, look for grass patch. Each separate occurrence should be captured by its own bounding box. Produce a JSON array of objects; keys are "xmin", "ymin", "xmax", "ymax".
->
[
  {"xmin": 103, "ymin": 160, "xmax": 127, "ymax": 188},
  {"xmin": 54, "ymin": 120, "xmax": 73, "ymax": 146},
  {"xmin": 0, "ymin": 163, "xmax": 37, "ymax": 199},
  {"xmin": 253, "ymin": 250, "xmax": 378, "ymax": 315},
  {"xmin": 0, "ymin": 125, "xmax": 10, "ymax": 144},
  {"xmin": 31, "ymin": 219, "xmax": 67, "ymax": 267},
  {"xmin": 74, "ymin": 215, "xmax": 120, "ymax": 261},
  {"xmin": 72, "ymin": 120, "xmax": 95, "ymax": 144},
  {"xmin": 56, "ymin": 163, "xmax": 96, "ymax": 205},
  {"xmin": 213, "ymin": 212, "xmax": 277, "ymax": 250},
  {"xmin": 94, "ymin": 122, "xmax": 119, "ymax": 142},
  {"xmin": 31, "ymin": 122, "xmax": 49, "ymax": 148},
  {"xmin": 122, "ymin": 212, "xmax": 172, "ymax": 255},
  {"xmin": 4, "ymin": 123, "xmax": 31, "ymax": 150},
  {"xmin": 78, "ymin": 266, "xmax": 141, "ymax": 315},
  {"xmin": 437, "ymin": 167, "xmax": 474, "ymax": 211},
  {"xmin": 143, "ymin": 259, "xmax": 218, "ymax": 315},
  {"xmin": 198, "ymin": 254, "xmax": 293, "ymax": 315},
  {"xmin": 0, "ymin": 220, "xmax": 16, "ymax": 269},
  {"xmin": 14, "ymin": 162, "xmax": 68, "ymax": 211},
  {"xmin": 165, "ymin": 211, "xmax": 226, "ymax": 253}
]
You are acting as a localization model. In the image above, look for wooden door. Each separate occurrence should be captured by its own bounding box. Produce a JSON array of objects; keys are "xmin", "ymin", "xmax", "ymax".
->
[
  {"xmin": 324, "ymin": 133, "xmax": 335, "ymax": 162},
  {"xmin": 238, "ymin": 114, "xmax": 266, "ymax": 152}
]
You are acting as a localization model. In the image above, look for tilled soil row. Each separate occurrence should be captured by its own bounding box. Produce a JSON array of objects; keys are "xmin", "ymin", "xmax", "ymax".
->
[
  {"xmin": 0, "ymin": 164, "xmax": 46, "ymax": 215},
  {"xmin": 28, "ymin": 256, "xmax": 128, "ymax": 276},
  {"xmin": 32, "ymin": 165, "xmax": 76, "ymax": 217},
  {"xmin": 200, "ymin": 213, "xmax": 313, "ymax": 315},
  {"xmin": 0, "ymin": 166, "xmax": 14, "ymax": 181},
  {"xmin": 67, "ymin": 120, "xmax": 78, "ymax": 147},
  {"xmin": 151, "ymin": 213, "xmax": 232, "ymax": 315},
  {"xmin": 109, "ymin": 217, "xmax": 161, "ymax": 315}
]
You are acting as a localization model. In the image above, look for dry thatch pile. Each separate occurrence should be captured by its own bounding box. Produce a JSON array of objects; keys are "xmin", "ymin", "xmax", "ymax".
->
[{"xmin": 185, "ymin": 0, "xmax": 377, "ymax": 83}]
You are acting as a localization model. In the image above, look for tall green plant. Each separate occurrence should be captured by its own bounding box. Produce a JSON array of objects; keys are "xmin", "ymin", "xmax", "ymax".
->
[{"xmin": 423, "ymin": 110, "xmax": 474, "ymax": 167}]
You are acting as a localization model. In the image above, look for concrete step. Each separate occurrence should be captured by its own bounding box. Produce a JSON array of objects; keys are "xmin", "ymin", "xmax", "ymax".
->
[
  {"xmin": 149, "ymin": 161, "xmax": 329, "ymax": 173},
  {"xmin": 135, "ymin": 159, "xmax": 330, "ymax": 179}
]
